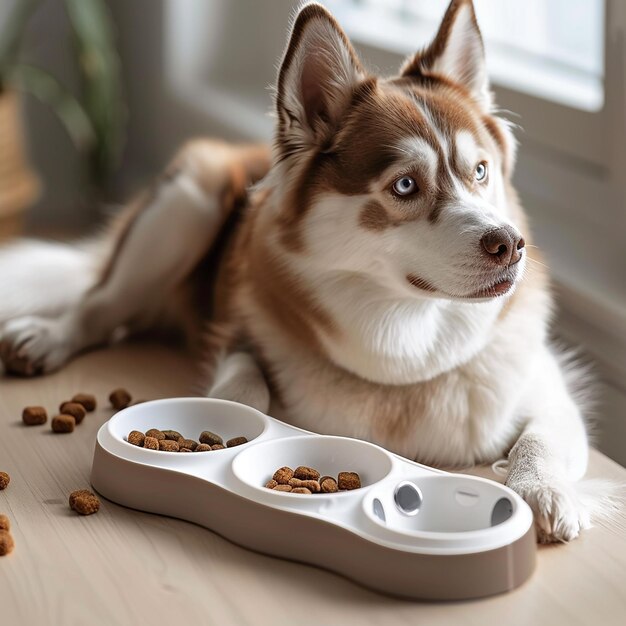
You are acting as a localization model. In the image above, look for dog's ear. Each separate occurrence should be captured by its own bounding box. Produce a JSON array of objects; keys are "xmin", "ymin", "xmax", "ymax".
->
[
  {"xmin": 276, "ymin": 2, "xmax": 365, "ymax": 148},
  {"xmin": 401, "ymin": 0, "xmax": 490, "ymax": 109}
]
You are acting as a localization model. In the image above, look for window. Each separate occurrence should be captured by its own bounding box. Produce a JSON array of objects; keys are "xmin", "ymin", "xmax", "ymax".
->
[{"xmin": 326, "ymin": 0, "xmax": 605, "ymax": 111}]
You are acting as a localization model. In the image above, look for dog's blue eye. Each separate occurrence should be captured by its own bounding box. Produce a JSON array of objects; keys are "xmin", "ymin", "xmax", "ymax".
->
[
  {"xmin": 392, "ymin": 176, "xmax": 417, "ymax": 196},
  {"xmin": 475, "ymin": 162, "xmax": 488, "ymax": 182}
]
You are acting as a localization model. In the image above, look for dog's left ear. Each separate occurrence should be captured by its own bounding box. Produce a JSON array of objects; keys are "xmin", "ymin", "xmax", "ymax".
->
[
  {"xmin": 276, "ymin": 2, "xmax": 366, "ymax": 148},
  {"xmin": 401, "ymin": 0, "xmax": 490, "ymax": 109}
]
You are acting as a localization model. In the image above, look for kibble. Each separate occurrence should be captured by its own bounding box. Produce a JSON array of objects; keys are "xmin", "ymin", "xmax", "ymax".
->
[
  {"xmin": 320, "ymin": 476, "xmax": 338, "ymax": 493},
  {"xmin": 22, "ymin": 406, "xmax": 47, "ymax": 426},
  {"xmin": 273, "ymin": 467, "xmax": 294, "ymax": 485},
  {"xmin": 226, "ymin": 436, "xmax": 248, "ymax": 448},
  {"xmin": 291, "ymin": 487, "xmax": 312, "ymax": 495},
  {"xmin": 143, "ymin": 436, "xmax": 159, "ymax": 450},
  {"xmin": 211, "ymin": 444, "xmax": 226, "ymax": 450},
  {"xmin": 338, "ymin": 471, "xmax": 361, "ymax": 491},
  {"xmin": 159, "ymin": 439, "xmax": 180, "ymax": 452},
  {"xmin": 294, "ymin": 466, "xmax": 320, "ymax": 481},
  {"xmin": 0, "ymin": 531, "xmax": 14, "ymax": 556},
  {"xmin": 145, "ymin": 429, "xmax": 165, "ymax": 441},
  {"xmin": 163, "ymin": 430, "xmax": 182, "ymax": 441},
  {"xmin": 127, "ymin": 430, "xmax": 145, "ymax": 447},
  {"xmin": 195, "ymin": 444, "xmax": 212, "ymax": 452},
  {"xmin": 72, "ymin": 393, "xmax": 97, "ymax": 412},
  {"xmin": 69, "ymin": 489, "xmax": 100, "ymax": 515},
  {"xmin": 273, "ymin": 485, "xmax": 293, "ymax": 492},
  {"xmin": 265, "ymin": 479, "xmax": 278, "ymax": 489},
  {"xmin": 59, "ymin": 402, "xmax": 86, "ymax": 425},
  {"xmin": 109, "ymin": 388, "xmax": 132, "ymax": 410},
  {"xmin": 0, "ymin": 472, "xmax": 10, "ymax": 490},
  {"xmin": 288, "ymin": 478, "xmax": 321, "ymax": 493},
  {"xmin": 180, "ymin": 448, "xmax": 193, "ymax": 453},
  {"xmin": 178, "ymin": 438, "xmax": 197, "ymax": 451},
  {"xmin": 199, "ymin": 431, "xmax": 223, "ymax": 446},
  {"xmin": 0, "ymin": 515, "xmax": 9, "ymax": 531},
  {"xmin": 51, "ymin": 414, "xmax": 75, "ymax": 433}
]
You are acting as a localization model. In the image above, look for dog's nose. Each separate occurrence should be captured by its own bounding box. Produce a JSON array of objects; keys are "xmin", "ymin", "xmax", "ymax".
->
[{"xmin": 480, "ymin": 226, "xmax": 525, "ymax": 266}]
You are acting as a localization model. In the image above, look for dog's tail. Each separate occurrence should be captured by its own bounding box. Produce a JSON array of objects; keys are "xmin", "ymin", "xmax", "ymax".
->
[{"xmin": 0, "ymin": 238, "xmax": 101, "ymax": 324}]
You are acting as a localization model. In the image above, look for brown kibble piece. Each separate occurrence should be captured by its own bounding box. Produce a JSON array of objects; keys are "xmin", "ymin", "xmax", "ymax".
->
[
  {"xmin": 0, "ymin": 472, "xmax": 10, "ymax": 490},
  {"xmin": 320, "ymin": 476, "xmax": 338, "ymax": 493},
  {"xmin": 265, "ymin": 479, "xmax": 278, "ymax": 489},
  {"xmin": 109, "ymin": 388, "xmax": 132, "ymax": 410},
  {"xmin": 127, "ymin": 430, "xmax": 145, "ymax": 447},
  {"xmin": 143, "ymin": 436, "xmax": 159, "ymax": 450},
  {"xmin": 291, "ymin": 487, "xmax": 312, "ymax": 495},
  {"xmin": 72, "ymin": 393, "xmax": 96, "ymax": 412},
  {"xmin": 0, "ymin": 531, "xmax": 14, "ymax": 556},
  {"xmin": 59, "ymin": 402, "xmax": 86, "ymax": 425},
  {"xmin": 195, "ymin": 443, "xmax": 212, "ymax": 452},
  {"xmin": 145, "ymin": 429, "xmax": 165, "ymax": 441},
  {"xmin": 288, "ymin": 478, "xmax": 321, "ymax": 493},
  {"xmin": 180, "ymin": 448, "xmax": 193, "ymax": 453},
  {"xmin": 338, "ymin": 471, "xmax": 361, "ymax": 490},
  {"xmin": 159, "ymin": 439, "xmax": 180, "ymax": 452},
  {"xmin": 0, "ymin": 514, "xmax": 9, "ymax": 531},
  {"xmin": 273, "ymin": 467, "xmax": 294, "ymax": 485},
  {"xmin": 211, "ymin": 444, "xmax": 225, "ymax": 450},
  {"xmin": 51, "ymin": 414, "xmax": 75, "ymax": 433},
  {"xmin": 178, "ymin": 438, "xmax": 197, "ymax": 451},
  {"xmin": 199, "ymin": 431, "xmax": 223, "ymax": 446},
  {"xmin": 22, "ymin": 406, "xmax": 47, "ymax": 426},
  {"xmin": 69, "ymin": 490, "xmax": 100, "ymax": 515},
  {"xmin": 226, "ymin": 436, "xmax": 248, "ymax": 448},
  {"xmin": 163, "ymin": 430, "xmax": 182, "ymax": 441},
  {"xmin": 294, "ymin": 466, "xmax": 320, "ymax": 481},
  {"xmin": 272, "ymin": 485, "xmax": 293, "ymax": 492}
]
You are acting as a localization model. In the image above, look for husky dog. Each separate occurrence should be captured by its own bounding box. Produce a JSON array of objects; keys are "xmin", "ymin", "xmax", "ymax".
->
[{"xmin": 0, "ymin": 1, "xmax": 614, "ymax": 542}]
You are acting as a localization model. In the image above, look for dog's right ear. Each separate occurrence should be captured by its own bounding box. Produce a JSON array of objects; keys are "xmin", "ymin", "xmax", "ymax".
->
[{"xmin": 276, "ymin": 2, "xmax": 365, "ymax": 150}]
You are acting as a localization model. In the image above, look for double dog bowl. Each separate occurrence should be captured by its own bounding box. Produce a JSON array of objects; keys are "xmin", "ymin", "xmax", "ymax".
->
[{"xmin": 91, "ymin": 398, "xmax": 536, "ymax": 600}]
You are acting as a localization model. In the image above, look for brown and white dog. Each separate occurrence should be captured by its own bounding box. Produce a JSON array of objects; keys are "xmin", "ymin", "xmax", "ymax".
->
[{"xmin": 0, "ymin": 1, "xmax": 615, "ymax": 542}]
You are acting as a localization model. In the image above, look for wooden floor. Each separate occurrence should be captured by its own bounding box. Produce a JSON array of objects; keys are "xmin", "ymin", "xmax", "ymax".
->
[{"xmin": 1, "ymin": 343, "xmax": 625, "ymax": 626}]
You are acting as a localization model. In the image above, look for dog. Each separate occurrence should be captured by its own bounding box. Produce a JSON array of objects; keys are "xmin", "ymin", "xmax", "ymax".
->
[{"xmin": 0, "ymin": 0, "xmax": 615, "ymax": 542}]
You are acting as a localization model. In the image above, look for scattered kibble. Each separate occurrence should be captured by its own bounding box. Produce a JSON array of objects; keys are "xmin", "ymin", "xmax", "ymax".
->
[
  {"xmin": 59, "ymin": 402, "xmax": 86, "ymax": 425},
  {"xmin": 69, "ymin": 489, "xmax": 100, "ymax": 515},
  {"xmin": 338, "ymin": 472, "xmax": 361, "ymax": 491},
  {"xmin": 0, "ymin": 514, "xmax": 9, "ymax": 532},
  {"xmin": 226, "ymin": 436, "xmax": 248, "ymax": 448},
  {"xmin": 72, "ymin": 393, "xmax": 97, "ymax": 412},
  {"xmin": 22, "ymin": 406, "xmax": 47, "ymax": 426},
  {"xmin": 0, "ymin": 531, "xmax": 14, "ymax": 556},
  {"xmin": 199, "ymin": 431, "xmax": 223, "ymax": 446},
  {"xmin": 265, "ymin": 466, "xmax": 361, "ymax": 495},
  {"xmin": 109, "ymin": 388, "xmax": 132, "ymax": 410},
  {"xmin": 51, "ymin": 415, "xmax": 75, "ymax": 433},
  {"xmin": 0, "ymin": 472, "xmax": 9, "ymax": 490},
  {"xmin": 127, "ymin": 430, "xmax": 145, "ymax": 447}
]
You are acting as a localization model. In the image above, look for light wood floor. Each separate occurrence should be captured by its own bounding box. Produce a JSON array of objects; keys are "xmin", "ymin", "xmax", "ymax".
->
[{"xmin": 1, "ymin": 343, "xmax": 625, "ymax": 626}]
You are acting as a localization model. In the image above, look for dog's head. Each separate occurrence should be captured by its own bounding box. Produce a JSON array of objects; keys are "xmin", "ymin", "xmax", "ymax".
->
[{"xmin": 271, "ymin": 0, "xmax": 526, "ymax": 301}]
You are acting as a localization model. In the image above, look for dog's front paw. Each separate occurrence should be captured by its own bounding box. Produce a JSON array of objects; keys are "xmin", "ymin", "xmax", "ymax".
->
[
  {"xmin": 507, "ymin": 478, "xmax": 589, "ymax": 543},
  {"xmin": 0, "ymin": 316, "xmax": 72, "ymax": 376}
]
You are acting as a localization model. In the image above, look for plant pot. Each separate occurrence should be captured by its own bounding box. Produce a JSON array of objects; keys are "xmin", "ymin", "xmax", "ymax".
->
[{"xmin": 0, "ymin": 90, "xmax": 39, "ymax": 240}]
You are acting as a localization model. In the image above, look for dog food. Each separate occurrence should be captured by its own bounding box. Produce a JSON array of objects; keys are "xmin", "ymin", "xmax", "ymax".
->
[
  {"xmin": 69, "ymin": 489, "xmax": 100, "ymax": 515},
  {"xmin": 127, "ymin": 430, "xmax": 145, "ymax": 447},
  {"xmin": 110, "ymin": 388, "xmax": 132, "ymax": 410},
  {"xmin": 0, "ymin": 514, "xmax": 9, "ymax": 531},
  {"xmin": 72, "ymin": 393, "xmax": 97, "ymax": 412},
  {"xmin": 0, "ymin": 472, "xmax": 9, "ymax": 490},
  {"xmin": 338, "ymin": 472, "xmax": 361, "ymax": 491},
  {"xmin": 226, "ymin": 436, "xmax": 248, "ymax": 448},
  {"xmin": 199, "ymin": 431, "xmax": 223, "ymax": 446},
  {"xmin": 51, "ymin": 414, "xmax": 75, "ymax": 433},
  {"xmin": 128, "ymin": 428, "xmax": 248, "ymax": 452},
  {"xmin": 22, "ymin": 406, "xmax": 47, "ymax": 426},
  {"xmin": 59, "ymin": 402, "xmax": 86, "ymax": 425},
  {"xmin": 265, "ymin": 466, "xmax": 361, "ymax": 494},
  {"xmin": 0, "ymin": 531, "xmax": 14, "ymax": 556}
]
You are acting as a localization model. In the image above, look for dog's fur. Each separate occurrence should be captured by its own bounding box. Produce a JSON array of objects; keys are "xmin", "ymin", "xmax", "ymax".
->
[{"xmin": 0, "ymin": 1, "xmax": 617, "ymax": 542}]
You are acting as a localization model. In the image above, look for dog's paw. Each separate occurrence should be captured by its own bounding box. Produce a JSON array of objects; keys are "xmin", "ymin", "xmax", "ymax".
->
[
  {"xmin": 0, "ymin": 316, "xmax": 73, "ymax": 376},
  {"xmin": 507, "ymin": 479, "xmax": 590, "ymax": 543}
]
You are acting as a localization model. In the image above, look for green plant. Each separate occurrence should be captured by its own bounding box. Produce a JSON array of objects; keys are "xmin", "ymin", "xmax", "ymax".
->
[{"xmin": 0, "ymin": 0, "xmax": 125, "ymax": 188}]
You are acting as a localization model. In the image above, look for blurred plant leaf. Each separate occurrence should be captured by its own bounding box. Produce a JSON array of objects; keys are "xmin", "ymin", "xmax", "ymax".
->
[
  {"xmin": 0, "ymin": 0, "xmax": 41, "ymax": 89},
  {"xmin": 63, "ymin": 0, "xmax": 126, "ymax": 184},
  {"xmin": 10, "ymin": 63, "xmax": 96, "ymax": 153}
]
